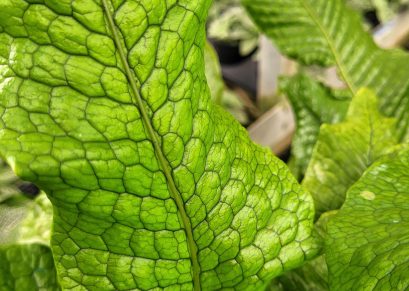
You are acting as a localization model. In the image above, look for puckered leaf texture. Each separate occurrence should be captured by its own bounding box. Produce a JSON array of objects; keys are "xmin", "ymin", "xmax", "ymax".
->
[
  {"xmin": 303, "ymin": 89, "xmax": 399, "ymax": 215},
  {"xmin": 241, "ymin": 0, "xmax": 409, "ymax": 140},
  {"xmin": 0, "ymin": 1, "xmax": 319, "ymax": 290},
  {"xmin": 326, "ymin": 146, "xmax": 409, "ymax": 290}
]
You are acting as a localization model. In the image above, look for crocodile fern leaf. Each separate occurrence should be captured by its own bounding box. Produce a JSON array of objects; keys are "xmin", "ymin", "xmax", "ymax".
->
[
  {"xmin": 241, "ymin": 0, "xmax": 409, "ymax": 140},
  {"xmin": 326, "ymin": 146, "xmax": 409, "ymax": 290},
  {"xmin": 0, "ymin": 1, "xmax": 319, "ymax": 290},
  {"xmin": 303, "ymin": 89, "xmax": 399, "ymax": 215},
  {"xmin": 280, "ymin": 74, "xmax": 350, "ymax": 179}
]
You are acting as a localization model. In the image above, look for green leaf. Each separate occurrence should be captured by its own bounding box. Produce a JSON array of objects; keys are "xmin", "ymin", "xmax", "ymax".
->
[
  {"xmin": 1, "ymin": 192, "xmax": 52, "ymax": 245},
  {"xmin": 269, "ymin": 256, "xmax": 328, "ymax": 291},
  {"xmin": 204, "ymin": 42, "xmax": 224, "ymax": 104},
  {"xmin": 0, "ymin": 193, "xmax": 58, "ymax": 291},
  {"xmin": 0, "ymin": 159, "xmax": 24, "ymax": 204},
  {"xmin": 326, "ymin": 147, "xmax": 409, "ymax": 290},
  {"xmin": 241, "ymin": 0, "xmax": 409, "ymax": 140},
  {"xmin": 17, "ymin": 192, "xmax": 53, "ymax": 245},
  {"xmin": 0, "ymin": 244, "xmax": 60, "ymax": 291},
  {"xmin": 281, "ymin": 74, "xmax": 350, "ymax": 179},
  {"xmin": 0, "ymin": 1, "xmax": 319, "ymax": 290},
  {"xmin": 268, "ymin": 211, "xmax": 336, "ymax": 291},
  {"xmin": 302, "ymin": 89, "xmax": 398, "ymax": 215},
  {"xmin": 204, "ymin": 42, "xmax": 249, "ymax": 124}
]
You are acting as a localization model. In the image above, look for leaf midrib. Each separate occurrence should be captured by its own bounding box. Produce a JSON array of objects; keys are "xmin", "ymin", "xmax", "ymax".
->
[
  {"xmin": 101, "ymin": 1, "xmax": 201, "ymax": 290},
  {"xmin": 300, "ymin": 0, "xmax": 357, "ymax": 95}
]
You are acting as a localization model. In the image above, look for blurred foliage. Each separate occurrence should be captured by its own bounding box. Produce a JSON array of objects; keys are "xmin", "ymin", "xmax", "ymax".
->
[
  {"xmin": 205, "ymin": 42, "xmax": 249, "ymax": 124},
  {"xmin": 208, "ymin": 0, "xmax": 259, "ymax": 55},
  {"xmin": 0, "ymin": 160, "xmax": 23, "ymax": 205},
  {"xmin": 348, "ymin": 0, "xmax": 409, "ymax": 22}
]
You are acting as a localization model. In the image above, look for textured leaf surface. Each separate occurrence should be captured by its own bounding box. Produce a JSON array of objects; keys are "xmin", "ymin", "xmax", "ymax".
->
[
  {"xmin": 281, "ymin": 74, "xmax": 350, "ymax": 179},
  {"xmin": 241, "ymin": 0, "xmax": 409, "ymax": 140},
  {"xmin": 326, "ymin": 147, "xmax": 409, "ymax": 290},
  {"xmin": 303, "ymin": 89, "xmax": 398, "ymax": 215},
  {"xmin": 0, "ymin": 1, "xmax": 318, "ymax": 290}
]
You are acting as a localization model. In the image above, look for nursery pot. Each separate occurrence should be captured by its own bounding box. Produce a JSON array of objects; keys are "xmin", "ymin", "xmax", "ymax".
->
[{"xmin": 209, "ymin": 38, "xmax": 256, "ymax": 65}]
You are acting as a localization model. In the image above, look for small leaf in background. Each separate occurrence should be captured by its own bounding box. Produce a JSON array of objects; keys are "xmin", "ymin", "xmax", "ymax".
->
[
  {"xmin": 204, "ymin": 41, "xmax": 225, "ymax": 104},
  {"xmin": 326, "ymin": 146, "xmax": 409, "ymax": 290},
  {"xmin": 0, "ymin": 193, "xmax": 58, "ymax": 290},
  {"xmin": 207, "ymin": 0, "xmax": 259, "ymax": 56},
  {"xmin": 281, "ymin": 74, "xmax": 350, "ymax": 179},
  {"xmin": 0, "ymin": 244, "xmax": 59, "ymax": 291},
  {"xmin": 269, "ymin": 256, "xmax": 328, "ymax": 291},
  {"xmin": 303, "ymin": 89, "xmax": 398, "ymax": 215},
  {"xmin": 204, "ymin": 42, "xmax": 249, "ymax": 124}
]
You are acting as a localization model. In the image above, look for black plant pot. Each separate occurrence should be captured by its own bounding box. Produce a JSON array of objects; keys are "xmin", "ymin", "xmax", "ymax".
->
[
  {"xmin": 364, "ymin": 10, "xmax": 380, "ymax": 28},
  {"xmin": 209, "ymin": 38, "xmax": 256, "ymax": 65}
]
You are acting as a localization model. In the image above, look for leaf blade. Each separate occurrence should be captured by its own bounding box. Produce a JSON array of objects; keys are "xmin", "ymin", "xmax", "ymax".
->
[
  {"xmin": 302, "ymin": 89, "xmax": 398, "ymax": 215},
  {"xmin": 0, "ymin": 1, "xmax": 319, "ymax": 289},
  {"xmin": 326, "ymin": 147, "xmax": 409, "ymax": 290}
]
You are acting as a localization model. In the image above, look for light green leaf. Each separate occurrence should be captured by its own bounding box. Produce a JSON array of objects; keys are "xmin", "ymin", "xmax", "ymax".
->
[
  {"xmin": 18, "ymin": 192, "xmax": 53, "ymax": 245},
  {"xmin": 0, "ymin": 1, "xmax": 319, "ymax": 290},
  {"xmin": 0, "ymin": 160, "xmax": 22, "ymax": 204},
  {"xmin": 241, "ymin": 0, "xmax": 409, "ymax": 140},
  {"xmin": 204, "ymin": 42, "xmax": 248, "ymax": 124},
  {"xmin": 302, "ymin": 89, "xmax": 398, "ymax": 215},
  {"xmin": 1, "ymin": 192, "xmax": 52, "ymax": 245},
  {"xmin": 268, "ymin": 212, "xmax": 336, "ymax": 291},
  {"xmin": 204, "ymin": 42, "xmax": 224, "ymax": 104},
  {"xmin": 326, "ymin": 147, "xmax": 409, "ymax": 290},
  {"xmin": 281, "ymin": 74, "xmax": 350, "ymax": 179}
]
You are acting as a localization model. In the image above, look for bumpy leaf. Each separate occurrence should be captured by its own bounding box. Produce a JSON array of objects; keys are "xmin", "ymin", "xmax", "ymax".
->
[
  {"xmin": 326, "ymin": 147, "xmax": 409, "ymax": 290},
  {"xmin": 281, "ymin": 74, "xmax": 350, "ymax": 179},
  {"xmin": 18, "ymin": 192, "xmax": 53, "ymax": 245},
  {"xmin": 241, "ymin": 0, "xmax": 409, "ymax": 140},
  {"xmin": 0, "ymin": 1, "xmax": 318, "ymax": 290},
  {"xmin": 303, "ymin": 89, "xmax": 398, "ymax": 215}
]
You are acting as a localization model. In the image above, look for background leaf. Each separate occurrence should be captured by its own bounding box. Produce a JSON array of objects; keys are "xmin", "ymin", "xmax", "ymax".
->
[
  {"xmin": 0, "ymin": 193, "xmax": 58, "ymax": 291},
  {"xmin": 0, "ymin": 243, "xmax": 59, "ymax": 291},
  {"xmin": 281, "ymin": 74, "xmax": 350, "ymax": 179},
  {"xmin": 326, "ymin": 146, "xmax": 409, "ymax": 290},
  {"xmin": 241, "ymin": 0, "xmax": 409, "ymax": 140},
  {"xmin": 303, "ymin": 89, "xmax": 398, "ymax": 215}
]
